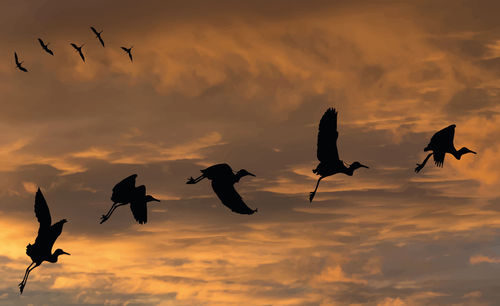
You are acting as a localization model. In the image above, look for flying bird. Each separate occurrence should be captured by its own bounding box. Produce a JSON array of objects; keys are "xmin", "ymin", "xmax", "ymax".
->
[
  {"xmin": 309, "ymin": 108, "xmax": 369, "ymax": 202},
  {"xmin": 70, "ymin": 43, "xmax": 85, "ymax": 62},
  {"xmin": 38, "ymin": 38, "xmax": 54, "ymax": 55},
  {"xmin": 90, "ymin": 26, "xmax": 105, "ymax": 47},
  {"xmin": 121, "ymin": 46, "xmax": 133, "ymax": 62},
  {"xmin": 14, "ymin": 52, "xmax": 28, "ymax": 72},
  {"xmin": 415, "ymin": 124, "xmax": 476, "ymax": 173},
  {"xmin": 100, "ymin": 174, "xmax": 160, "ymax": 224},
  {"xmin": 19, "ymin": 189, "xmax": 70, "ymax": 294},
  {"xmin": 186, "ymin": 163, "xmax": 257, "ymax": 214}
]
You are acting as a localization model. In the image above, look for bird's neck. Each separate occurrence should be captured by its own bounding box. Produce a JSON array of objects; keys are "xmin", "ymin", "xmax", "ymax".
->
[
  {"xmin": 234, "ymin": 172, "xmax": 245, "ymax": 183},
  {"xmin": 451, "ymin": 147, "xmax": 464, "ymax": 160},
  {"xmin": 47, "ymin": 253, "xmax": 60, "ymax": 263}
]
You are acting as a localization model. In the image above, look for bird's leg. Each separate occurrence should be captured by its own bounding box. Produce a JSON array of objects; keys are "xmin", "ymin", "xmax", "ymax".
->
[
  {"xmin": 186, "ymin": 175, "xmax": 205, "ymax": 184},
  {"xmin": 309, "ymin": 177, "xmax": 324, "ymax": 203},
  {"xmin": 100, "ymin": 203, "xmax": 126, "ymax": 224},
  {"xmin": 415, "ymin": 153, "xmax": 433, "ymax": 173},
  {"xmin": 19, "ymin": 262, "xmax": 36, "ymax": 294}
]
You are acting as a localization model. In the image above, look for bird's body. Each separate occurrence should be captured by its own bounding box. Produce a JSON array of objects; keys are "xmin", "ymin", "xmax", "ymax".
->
[
  {"xmin": 90, "ymin": 26, "xmax": 105, "ymax": 47},
  {"xmin": 186, "ymin": 163, "xmax": 257, "ymax": 214},
  {"xmin": 14, "ymin": 52, "xmax": 28, "ymax": 72},
  {"xmin": 415, "ymin": 124, "xmax": 476, "ymax": 173},
  {"xmin": 100, "ymin": 174, "xmax": 160, "ymax": 224},
  {"xmin": 38, "ymin": 38, "xmax": 54, "ymax": 55},
  {"xmin": 121, "ymin": 46, "xmax": 133, "ymax": 62},
  {"xmin": 309, "ymin": 108, "xmax": 369, "ymax": 202},
  {"xmin": 70, "ymin": 43, "xmax": 85, "ymax": 62},
  {"xmin": 19, "ymin": 189, "xmax": 69, "ymax": 294}
]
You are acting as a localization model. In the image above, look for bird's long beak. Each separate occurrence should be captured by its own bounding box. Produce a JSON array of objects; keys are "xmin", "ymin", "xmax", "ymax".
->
[
  {"xmin": 62, "ymin": 251, "xmax": 70, "ymax": 256},
  {"xmin": 360, "ymin": 164, "xmax": 369, "ymax": 169},
  {"xmin": 152, "ymin": 197, "xmax": 160, "ymax": 202},
  {"xmin": 248, "ymin": 172, "xmax": 256, "ymax": 177},
  {"xmin": 471, "ymin": 150, "xmax": 477, "ymax": 154}
]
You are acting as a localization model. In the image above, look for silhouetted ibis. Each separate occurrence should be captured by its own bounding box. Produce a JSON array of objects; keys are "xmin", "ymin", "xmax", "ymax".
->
[
  {"xmin": 121, "ymin": 46, "xmax": 133, "ymax": 62},
  {"xmin": 100, "ymin": 174, "xmax": 160, "ymax": 224},
  {"xmin": 309, "ymin": 108, "xmax": 369, "ymax": 202},
  {"xmin": 186, "ymin": 163, "xmax": 257, "ymax": 214},
  {"xmin": 19, "ymin": 188, "xmax": 69, "ymax": 294},
  {"xmin": 70, "ymin": 43, "xmax": 85, "ymax": 62},
  {"xmin": 90, "ymin": 26, "xmax": 105, "ymax": 47},
  {"xmin": 14, "ymin": 52, "xmax": 28, "ymax": 72},
  {"xmin": 38, "ymin": 38, "xmax": 54, "ymax": 56},
  {"xmin": 415, "ymin": 124, "xmax": 476, "ymax": 173}
]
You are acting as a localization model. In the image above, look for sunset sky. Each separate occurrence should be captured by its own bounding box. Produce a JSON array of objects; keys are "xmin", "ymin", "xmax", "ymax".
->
[{"xmin": 1, "ymin": 0, "xmax": 500, "ymax": 305}]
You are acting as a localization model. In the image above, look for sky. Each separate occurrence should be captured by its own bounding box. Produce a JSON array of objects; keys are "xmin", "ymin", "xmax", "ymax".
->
[{"xmin": 1, "ymin": 0, "xmax": 500, "ymax": 305}]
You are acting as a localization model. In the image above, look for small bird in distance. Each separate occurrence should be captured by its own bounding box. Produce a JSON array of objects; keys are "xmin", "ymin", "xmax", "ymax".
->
[
  {"xmin": 38, "ymin": 38, "xmax": 54, "ymax": 55},
  {"xmin": 70, "ymin": 43, "xmax": 85, "ymax": 62},
  {"xmin": 14, "ymin": 52, "xmax": 28, "ymax": 72},
  {"xmin": 121, "ymin": 46, "xmax": 133, "ymax": 62},
  {"xmin": 90, "ymin": 26, "xmax": 105, "ymax": 47}
]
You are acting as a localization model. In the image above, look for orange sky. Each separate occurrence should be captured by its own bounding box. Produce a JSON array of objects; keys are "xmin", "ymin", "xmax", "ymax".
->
[{"xmin": 1, "ymin": 1, "xmax": 500, "ymax": 305}]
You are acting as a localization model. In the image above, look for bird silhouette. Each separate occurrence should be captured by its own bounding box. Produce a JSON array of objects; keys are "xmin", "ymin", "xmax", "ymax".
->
[
  {"xmin": 100, "ymin": 174, "xmax": 160, "ymax": 224},
  {"xmin": 70, "ymin": 43, "xmax": 85, "ymax": 62},
  {"xmin": 19, "ymin": 188, "xmax": 70, "ymax": 294},
  {"xmin": 14, "ymin": 52, "xmax": 28, "ymax": 72},
  {"xmin": 121, "ymin": 46, "xmax": 133, "ymax": 62},
  {"xmin": 309, "ymin": 108, "xmax": 369, "ymax": 202},
  {"xmin": 186, "ymin": 163, "xmax": 257, "ymax": 214},
  {"xmin": 38, "ymin": 38, "xmax": 54, "ymax": 56},
  {"xmin": 90, "ymin": 26, "xmax": 105, "ymax": 47},
  {"xmin": 415, "ymin": 124, "xmax": 476, "ymax": 173}
]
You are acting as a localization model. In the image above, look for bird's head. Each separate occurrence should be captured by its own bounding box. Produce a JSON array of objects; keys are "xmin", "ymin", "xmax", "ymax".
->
[
  {"xmin": 235, "ymin": 169, "xmax": 256, "ymax": 182},
  {"xmin": 49, "ymin": 249, "xmax": 70, "ymax": 262},
  {"xmin": 350, "ymin": 162, "xmax": 369, "ymax": 171},
  {"xmin": 54, "ymin": 249, "xmax": 71, "ymax": 256},
  {"xmin": 458, "ymin": 147, "xmax": 477, "ymax": 158},
  {"xmin": 146, "ymin": 195, "xmax": 160, "ymax": 202}
]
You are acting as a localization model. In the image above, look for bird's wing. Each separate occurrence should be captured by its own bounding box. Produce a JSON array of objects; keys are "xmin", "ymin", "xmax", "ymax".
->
[
  {"xmin": 128, "ymin": 52, "xmax": 133, "ymax": 62},
  {"xmin": 121, "ymin": 47, "xmax": 128, "ymax": 51},
  {"xmin": 317, "ymin": 108, "xmax": 339, "ymax": 163},
  {"xmin": 47, "ymin": 48, "xmax": 54, "ymax": 56},
  {"xmin": 70, "ymin": 43, "xmax": 77, "ymax": 49},
  {"xmin": 130, "ymin": 185, "xmax": 148, "ymax": 224},
  {"xmin": 79, "ymin": 51, "xmax": 85, "ymax": 62},
  {"xmin": 19, "ymin": 66, "xmax": 28, "ymax": 72},
  {"xmin": 38, "ymin": 38, "xmax": 44, "ymax": 47},
  {"xmin": 98, "ymin": 36, "xmax": 105, "ymax": 47},
  {"xmin": 14, "ymin": 52, "xmax": 19, "ymax": 64},
  {"xmin": 44, "ymin": 219, "xmax": 66, "ymax": 252},
  {"xmin": 34, "ymin": 189, "xmax": 51, "ymax": 230},
  {"xmin": 90, "ymin": 26, "xmax": 98, "ymax": 35},
  {"xmin": 111, "ymin": 174, "xmax": 138, "ymax": 203},
  {"xmin": 211, "ymin": 180, "xmax": 256, "ymax": 214},
  {"xmin": 428, "ymin": 125, "xmax": 455, "ymax": 167}
]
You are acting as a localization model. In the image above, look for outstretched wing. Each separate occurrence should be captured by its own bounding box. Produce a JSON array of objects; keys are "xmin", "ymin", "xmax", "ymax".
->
[
  {"xmin": 121, "ymin": 47, "xmax": 128, "ymax": 52},
  {"xmin": 79, "ymin": 50, "xmax": 85, "ymax": 62},
  {"xmin": 427, "ymin": 125, "xmax": 455, "ymax": 167},
  {"xmin": 90, "ymin": 26, "xmax": 99, "ymax": 35},
  {"xmin": 111, "ymin": 174, "xmax": 137, "ymax": 203},
  {"xmin": 35, "ymin": 188, "xmax": 51, "ymax": 230},
  {"xmin": 211, "ymin": 181, "xmax": 256, "ymax": 215},
  {"xmin": 128, "ymin": 52, "xmax": 133, "ymax": 62},
  {"xmin": 98, "ymin": 36, "xmax": 105, "ymax": 47},
  {"xmin": 130, "ymin": 186, "xmax": 148, "ymax": 224},
  {"xmin": 19, "ymin": 66, "xmax": 28, "ymax": 72},
  {"xmin": 70, "ymin": 43, "xmax": 78, "ymax": 50},
  {"xmin": 14, "ymin": 52, "xmax": 19, "ymax": 64},
  {"xmin": 317, "ymin": 108, "xmax": 339, "ymax": 163},
  {"xmin": 38, "ymin": 38, "xmax": 44, "ymax": 47}
]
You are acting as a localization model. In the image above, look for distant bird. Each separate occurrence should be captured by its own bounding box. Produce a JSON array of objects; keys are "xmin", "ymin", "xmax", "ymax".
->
[
  {"xmin": 70, "ymin": 43, "xmax": 85, "ymax": 62},
  {"xmin": 38, "ymin": 38, "xmax": 54, "ymax": 55},
  {"xmin": 14, "ymin": 52, "xmax": 28, "ymax": 72},
  {"xmin": 19, "ymin": 189, "xmax": 69, "ymax": 294},
  {"xmin": 100, "ymin": 174, "xmax": 160, "ymax": 224},
  {"xmin": 309, "ymin": 108, "xmax": 369, "ymax": 202},
  {"xmin": 415, "ymin": 124, "xmax": 476, "ymax": 173},
  {"xmin": 121, "ymin": 46, "xmax": 133, "ymax": 62},
  {"xmin": 186, "ymin": 163, "xmax": 257, "ymax": 214},
  {"xmin": 90, "ymin": 26, "xmax": 105, "ymax": 47}
]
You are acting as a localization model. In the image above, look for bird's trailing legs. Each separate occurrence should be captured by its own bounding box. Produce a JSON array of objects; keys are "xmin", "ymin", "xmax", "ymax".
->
[
  {"xmin": 19, "ymin": 262, "xmax": 37, "ymax": 294},
  {"xmin": 415, "ymin": 153, "xmax": 433, "ymax": 173},
  {"xmin": 186, "ymin": 175, "xmax": 205, "ymax": 184},
  {"xmin": 100, "ymin": 203, "xmax": 126, "ymax": 224},
  {"xmin": 309, "ymin": 177, "xmax": 324, "ymax": 203}
]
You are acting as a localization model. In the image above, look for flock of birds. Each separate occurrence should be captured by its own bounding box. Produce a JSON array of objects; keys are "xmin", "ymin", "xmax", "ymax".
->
[
  {"xmin": 14, "ymin": 26, "xmax": 133, "ymax": 73},
  {"xmin": 17, "ymin": 106, "xmax": 477, "ymax": 294}
]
